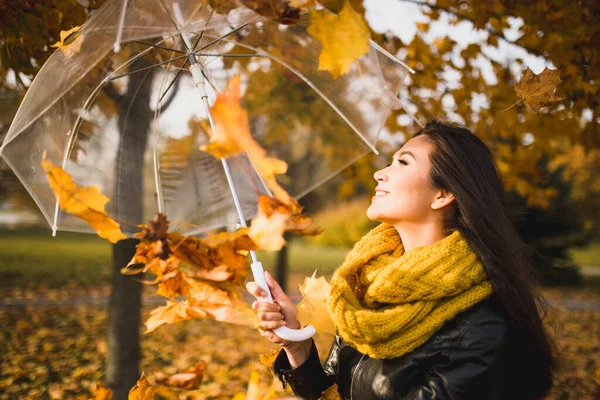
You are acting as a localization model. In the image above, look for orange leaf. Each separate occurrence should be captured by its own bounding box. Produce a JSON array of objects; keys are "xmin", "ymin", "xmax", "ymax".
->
[
  {"xmin": 51, "ymin": 26, "xmax": 84, "ymax": 58},
  {"xmin": 319, "ymin": 384, "xmax": 341, "ymax": 400},
  {"xmin": 249, "ymin": 195, "xmax": 323, "ymax": 251},
  {"xmin": 128, "ymin": 375, "xmax": 157, "ymax": 400},
  {"xmin": 307, "ymin": 2, "xmax": 370, "ymax": 78},
  {"xmin": 297, "ymin": 271, "xmax": 336, "ymax": 336},
  {"xmin": 90, "ymin": 385, "xmax": 113, "ymax": 400},
  {"xmin": 259, "ymin": 348, "xmax": 280, "ymax": 367},
  {"xmin": 41, "ymin": 157, "xmax": 127, "ymax": 243},
  {"xmin": 145, "ymin": 301, "xmax": 193, "ymax": 333},
  {"xmin": 154, "ymin": 361, "xmax": 207, "ymax": 390},
  {"xmin": 513, "ymin": 67, "xmax": 564, "ymax": 114},
  {"xmin": 201, "ymin": 75, "xmax": 292, "ymax": 204}
]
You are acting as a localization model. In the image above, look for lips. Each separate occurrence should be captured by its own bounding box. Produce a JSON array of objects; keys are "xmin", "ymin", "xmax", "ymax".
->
[{"xmin": 373, "ymin": 187, "xmax": 389, "ymax": 197}]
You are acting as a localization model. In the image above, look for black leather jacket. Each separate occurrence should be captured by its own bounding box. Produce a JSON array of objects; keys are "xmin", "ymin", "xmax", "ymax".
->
[{"xmin": 274, "ymin": 298, "xmax": 515, "ymax": 400}]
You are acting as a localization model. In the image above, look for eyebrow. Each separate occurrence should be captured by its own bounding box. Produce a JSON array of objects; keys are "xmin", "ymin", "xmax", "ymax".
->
[{"xmin": 397, "ymin": 150, "xmax": 416, "ymax": 160}]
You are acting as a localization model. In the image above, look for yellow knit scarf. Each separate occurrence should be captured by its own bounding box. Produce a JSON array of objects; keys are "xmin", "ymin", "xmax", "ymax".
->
[{"xmin": 328, "ymin": 223, "xmax": 493, "ymax": 360}]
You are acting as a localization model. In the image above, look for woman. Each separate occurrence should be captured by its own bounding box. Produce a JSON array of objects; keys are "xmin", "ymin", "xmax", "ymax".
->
[{"xmin": 247, "ymin": 120, "xmax": 557, "ymax": 400}]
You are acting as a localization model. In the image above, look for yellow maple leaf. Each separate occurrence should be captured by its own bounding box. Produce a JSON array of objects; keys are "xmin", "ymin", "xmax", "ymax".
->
[
  {"xmin": 297, "ymin": 271, "xmax": 336, "ymax": 336},
  {"xmin": 128, "ymin": 375, "xmax": 158, "ymax": 400},
  {"xmin": 41, "ymin": 158, "xmax": 127, "ymax": 243},
  {"xmin": 512, "ymin": 67, "xmax": 564, "ymax": 114},
  {"xmin": 51, "ymin": 26, "xmax": 84, "ymax": 58},
  {"xmin": 307, "ymin": 2, "xmax": 370, "ymax": 78},
  {"xmin": 201, "ymin": 75, "xmax": 292, "ymax": 204}
]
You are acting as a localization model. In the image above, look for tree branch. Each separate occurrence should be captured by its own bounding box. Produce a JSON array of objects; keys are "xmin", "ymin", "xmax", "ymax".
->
[
  {"xmin": 157, "ymin": 76, "xmax": 181, "ymax": 114},
  {"xmin": 398, "ymin": 0, "xmax": 544, "ymax": 58}
]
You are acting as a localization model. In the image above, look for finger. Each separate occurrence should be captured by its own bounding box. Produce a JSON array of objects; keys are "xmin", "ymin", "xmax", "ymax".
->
[
  {"xmin": 262, "ymin": 331, "xmax": 286, "ymax": 345},
  {"xmin": 257, "ymin": 311, "xmax": 285, "ymax": 322},
  {"xmin": 246, "ymin": 282, "xmax": 268, "ymax": 299},
  {"xmin": 252, "ymin": 300, "xmax": 280, "ymax": 313},
  {"xmin": 265, "ymin": 271, "xmax": 288, "ymax": 302},
  {"xmin": 260, "ymin": 320, "xmax": 286, "ymax": 330}
]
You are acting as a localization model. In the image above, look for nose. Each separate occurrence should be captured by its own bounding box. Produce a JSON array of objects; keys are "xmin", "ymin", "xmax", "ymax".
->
[{"xmin": 374, "ymin": 168, "xmax": 388, "ymax": 182}]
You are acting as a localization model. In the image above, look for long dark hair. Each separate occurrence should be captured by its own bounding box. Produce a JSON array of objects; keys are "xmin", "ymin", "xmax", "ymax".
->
[{"xmin": 414, "ymin": 120, "xmax": 557, "ymax": 399}]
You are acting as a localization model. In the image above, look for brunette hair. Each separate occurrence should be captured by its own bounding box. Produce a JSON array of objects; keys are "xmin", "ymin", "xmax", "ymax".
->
[{"xmin": 414, "ymin": 119, "xmax": 556, "ymax": 399}]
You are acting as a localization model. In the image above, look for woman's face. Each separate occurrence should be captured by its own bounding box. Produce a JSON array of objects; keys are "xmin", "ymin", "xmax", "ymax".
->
[{"xmin": 367, "ymin": 135, "xmax": 440, "ymax": 225}]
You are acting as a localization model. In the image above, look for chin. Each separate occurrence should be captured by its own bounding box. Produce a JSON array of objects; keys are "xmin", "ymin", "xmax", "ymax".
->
[{"xmin": 366, "ymin": 205, "xmax": 384, "ymax": 222}]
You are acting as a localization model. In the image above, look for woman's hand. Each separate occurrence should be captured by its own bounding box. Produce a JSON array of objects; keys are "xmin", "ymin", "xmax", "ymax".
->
[{"xmin": 246, "ymin": 271, "xmax": 312, "ymax": 366}]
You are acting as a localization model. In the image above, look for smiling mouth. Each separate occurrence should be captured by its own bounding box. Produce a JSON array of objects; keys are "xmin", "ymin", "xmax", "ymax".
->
[{"xmin": 374, "ymin": 190, "xmax": 389, "ymax": 198}]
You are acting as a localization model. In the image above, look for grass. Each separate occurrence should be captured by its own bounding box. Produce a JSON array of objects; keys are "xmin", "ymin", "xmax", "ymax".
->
[
  {"xmin": 0, "ymin": 227, "xmax": 112, "ymax": 290},
  {"xmin": 1, "ymin": 227, "xmax": 598, "ymax": 292},
  {"xmin": 570, "ymin": 241, "xmax": 600, "ymax": 266}
]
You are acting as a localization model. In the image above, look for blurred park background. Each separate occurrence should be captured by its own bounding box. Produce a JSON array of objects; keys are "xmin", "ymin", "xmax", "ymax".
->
[{"xmin": 1, "ymin": 0, "xmax": 599, "ymax": 399}]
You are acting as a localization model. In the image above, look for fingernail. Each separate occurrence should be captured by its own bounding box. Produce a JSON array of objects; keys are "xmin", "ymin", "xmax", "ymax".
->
[
  {"xmin": 261, "ymin": 291, "xmax": 268, "ymax": 297},
  {"xmin": 277, "ymin": 305, "xmax": 281, "ymax": 311},
  {"xmin": 281, "ymin": 321, "xmax": 286, "ymax": 326}
]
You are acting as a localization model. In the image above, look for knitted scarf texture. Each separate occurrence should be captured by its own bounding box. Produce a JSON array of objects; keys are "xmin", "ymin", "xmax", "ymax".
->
[{"xmin": 328, "ymin": 223, "xmax": 493, "ymax": 359}]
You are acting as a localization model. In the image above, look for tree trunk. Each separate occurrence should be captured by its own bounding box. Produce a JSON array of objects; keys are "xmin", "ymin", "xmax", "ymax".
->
[{"xmin": 105, "ymin": 57, "xmax": 155, "ymax": 399}]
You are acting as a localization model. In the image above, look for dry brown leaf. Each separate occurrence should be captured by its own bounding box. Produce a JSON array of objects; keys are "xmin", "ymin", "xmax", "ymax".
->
[
  {"xmin": 319, "ymin": 384, "xmax": 341, "ymax": 400},
  {"xmin": 513, "ymin": 67, "xmax": 564, "ymax": 114},
  {"xmin": 90, "ymin": 385, "xmax": 113, "ymax": 400},
  {"xmin": 237, "ymin": 0, "xmax": 300, "ymax": 24},
  {"xmin": 307, "ymin": 2, "xmax": 370, "ymax": 78},
  {"xmin": 297, "ymin": 271, "xmax": 336, "ymax": 336},
  {"xmin": 128, "ymin": 375, "xmax": 157, "ymax": 400},
  {"xmin": 290, "ymin": 0, "xmax": 316, "ymax": 7},
  {"xmin": 249, "ymin": 195, "xmax": 323, "ymax": 251},
  {"xmin": 259, "ymin": 348, "xmax": 281, "ymax": 367},
  {"xmin": 41, "ymin": 157, "xmax": 127, "ymax": 243},
  {"xmin": 154, "ymin": 361, "xmax": 206, "ymax": 390}
]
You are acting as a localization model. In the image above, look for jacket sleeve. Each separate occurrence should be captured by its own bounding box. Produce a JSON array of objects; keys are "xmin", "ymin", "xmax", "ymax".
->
[
  {"xmin": 272, "ymin": 340, "xmax": 335, "ymax": 400},
  {"xmin": 403, "ymin": 314, "xmax": 508, "ymax": 400}
]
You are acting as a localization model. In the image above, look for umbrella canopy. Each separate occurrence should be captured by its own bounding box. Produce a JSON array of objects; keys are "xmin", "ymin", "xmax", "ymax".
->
[{"xmin": 0, "ymin": 0, "xmax": 413, "ymax": 236}]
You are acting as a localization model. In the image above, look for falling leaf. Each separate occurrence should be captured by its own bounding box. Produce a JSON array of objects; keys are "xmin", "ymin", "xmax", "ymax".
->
[
  {"xmin": 296, "ymin": 271, "xmax": 336, "ymax": 336},
  {"xmin": 41, "ymin": 157, "xmax": 127, "ymax": 243},
  {"xmin": 201, "ymin": 75, "xmax": 292, "ymax": 205},
  {"xmin": 307, "ymin": 2, "xmax": 370, "ymax": 78},
  {"xmin": 154, "ymin": 361, "xmax": 207, "ymax": 390},
  {"xmin": 90, "ymin": 385, "xmax": 113, "ymax": 400},
  {"xmin": 51, "ymin": 26, "xmax": 84, "ymax": 58},
  {"xmin": 238, "ymin": 0, "xmax": 301, "ymax": 24},
  {"xmin": 259, "ymin": 348, "xmax": 281, "ymax": 367},
  {"xmin": 249, "ymin": 211, "xmax": 288, "ymax": 251},
  {"xmin": 145, "ymin": 282, "xmax": 258, "ymax": 333},
  {"xmin": 512, "ymin": 67, "xmax": 564, "ymax": 113},
  {"xmin": 290, "ymin": 0, "xmax": 316, "ymax": 7},
  {"xmin": 249, "ymin": 195, "xmax": 323, "ymax": 251},
  {"xmin": 128, "ymin": 375, "xmax": 158, "ymax": 400},
  {"xmin": 319, "ymin": 384, "xmax": 341, "ymax": 400}
]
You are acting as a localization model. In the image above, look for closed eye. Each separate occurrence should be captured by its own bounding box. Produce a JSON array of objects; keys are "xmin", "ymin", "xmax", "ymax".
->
[{"xmin": 387, "ymin": 159, "xmax": 408, "ymax": 167}]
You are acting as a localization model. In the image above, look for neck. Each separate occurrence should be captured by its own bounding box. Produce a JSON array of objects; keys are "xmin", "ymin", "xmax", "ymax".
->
[{"xmin": 393, "ymin": 222, "xmax": 447, "ymax": 252}]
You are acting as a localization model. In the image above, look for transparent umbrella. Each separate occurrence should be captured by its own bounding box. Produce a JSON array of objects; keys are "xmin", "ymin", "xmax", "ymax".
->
[{"xmin": 0, "ymin": 0, "xmax": 414, "ymax": 340}]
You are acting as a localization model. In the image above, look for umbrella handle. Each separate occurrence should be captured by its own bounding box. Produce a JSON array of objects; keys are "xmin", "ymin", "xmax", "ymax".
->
[{"xmin": 250, "ymin": 261, "xmax": 317, "ymax": 342}]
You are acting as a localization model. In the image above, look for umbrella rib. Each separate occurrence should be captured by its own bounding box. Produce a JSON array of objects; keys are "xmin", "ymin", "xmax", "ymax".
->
[
  {"xmin": 197, "ymin": 21, "xmax": 252, "ymax": 52},
  {"xmin": 133, "ymin": 40, "xmax": 186, "ymax": 54},
  {"xmin": 110, "ymin": 54, "xmax": 189, "ymax": 80}
]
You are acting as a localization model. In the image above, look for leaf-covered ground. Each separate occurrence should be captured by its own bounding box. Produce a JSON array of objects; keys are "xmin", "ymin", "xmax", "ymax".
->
[{"xmin": 0, "ymin": 285, "xmax": 598, "ymax": 399}]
